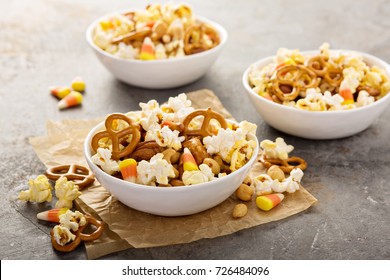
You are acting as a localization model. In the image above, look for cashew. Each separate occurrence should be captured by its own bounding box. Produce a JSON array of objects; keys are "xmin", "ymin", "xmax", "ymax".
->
[
  {"xmin": 203, "ymin": 158, "xmax": 221, "ymax": 175},
  {"xmin": 162, "ymin": 148, "xmax": 180, "ymax": 164}
]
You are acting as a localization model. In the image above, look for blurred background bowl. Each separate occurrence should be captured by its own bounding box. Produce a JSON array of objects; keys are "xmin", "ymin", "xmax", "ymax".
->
[
  {"xmin": 243, "ymin": 51, "xmax": 390, "ymax": 139},
  {"xmin": 86, "ymin": 13, "xmax": 227, "ymax": 89},
  {"xmin": 84, "ymin": 121, "xmax": 258, "ymax": 216}
]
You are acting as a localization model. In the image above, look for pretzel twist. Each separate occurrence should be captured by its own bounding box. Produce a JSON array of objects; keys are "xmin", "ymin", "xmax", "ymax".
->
[
  {"xmin": 261, "ymin": 156, "xmax": 307, "ymax": 173},
  {"xmin": 91, "ymin": 113, "xmax": 141, "ymax": 160},
  {"xmin": 182, "ymin": 108, "xmax": 228, "ymax": 138},
  {"xmin": 50, "ymin": 214, "xmax": 104, "ymax": 253},
  {"xmin": 272, "ymin": 65, "xmax": 319, "ymax": 101},
  {"xmin": 45, "ymin": 164, "xmax": 95, "ymax": 190},
  {"xmin": 306, "ymin": 55, "xmax": 342, "ymax": 87}
]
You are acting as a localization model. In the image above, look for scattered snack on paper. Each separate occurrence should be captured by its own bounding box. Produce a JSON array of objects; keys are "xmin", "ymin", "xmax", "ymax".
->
[
  {"xmin": 92, "ymin": 3, "xmax": 220, "ymax": 60},
  {"xmin": 19, "ymin": 175, "xmax": 53, "ymax": 203},
  {"xmin": 248, "ymin": 43, "xmax": 390, "ymax": 111},
  {"xmin": 90, "ymin": 93, "xmax": 258, "ymax": 187},
  {"xmin": 50, "ymin": 210, "xmax": 104, "ymax": 252}
]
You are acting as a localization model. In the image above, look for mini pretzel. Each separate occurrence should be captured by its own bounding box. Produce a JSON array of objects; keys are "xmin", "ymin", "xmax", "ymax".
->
[
  {"xmin": 272, "ymin": 65, "xmax": 319, "ymax": 101},
  {"xmin": 261, "ymin": 156, "xmax": 307, "ymax": 173},
  {"xmin": 306, "ymin": 55, "xmax": 342, "ymax": 87},
  {"xmin": 184, "ymin": 23, "xmax": 219, "ymax": 55},
  {"xmin": 91, "ymin": 113, "xmax": 141, "ymax": 160},
  {"xmin": 182, "ymin": 108, "xmax": 228, "ymax": 138},
  {"xmin": 50, "ymin": 214, "xmax": 104, "ymax": 253},
  {"xmin": 112, "ymin": 28, "xmax": 152, "ymax": 44},
  {"xmin": 45, "ymin": 164, "xmax": 95, "ymax": 190}
]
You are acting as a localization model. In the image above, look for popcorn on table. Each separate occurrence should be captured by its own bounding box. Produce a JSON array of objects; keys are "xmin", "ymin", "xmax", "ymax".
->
[
  {"xmin": 19, "ymin": 174, "xmax": 53, "ymax": 203},
  {"xmin": 54, "ymin": 177, "xmax": 82, "ymax": 209},
  {"xmin": 260, "ymin": 137, "xmax": 293, "ymax": 160}
]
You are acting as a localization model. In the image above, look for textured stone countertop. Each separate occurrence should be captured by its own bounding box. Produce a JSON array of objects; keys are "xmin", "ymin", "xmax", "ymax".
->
[{"xmin": 1, "ymin": 0, "xmax": 389, "ymax": 259}]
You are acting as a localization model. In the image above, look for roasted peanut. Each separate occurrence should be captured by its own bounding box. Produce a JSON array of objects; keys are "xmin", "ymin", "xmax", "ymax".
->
[
  {"xmin": 232, "ymin": 203, "xmax": 248, "ymax": 218},
  {"xmin": 267, "ymin": 165, "xmax": 285, "ymax": 181},
  {"xmin": 203, "ymin": 158, "xmax": 221, "ymax": 175},
  {"xmin": 212, "ymin": 154, "xmax": 223, "ymax": 168},
  {"xmin": 235, "ymin": 184, "xmax": 253, "ymax": 201}
]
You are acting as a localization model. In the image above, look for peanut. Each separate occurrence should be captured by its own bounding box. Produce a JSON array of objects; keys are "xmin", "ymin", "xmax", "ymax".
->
[
  {"xmin": 267, "ymin": 165, "xmax": 285, "ymax": 181},
  {"xmin": 235, "ymin": 184, "xmax": 253, "ymax": 201},
  {"xmin": 232, "ymin": 203, "xmax": 248, "ymax": 218}
]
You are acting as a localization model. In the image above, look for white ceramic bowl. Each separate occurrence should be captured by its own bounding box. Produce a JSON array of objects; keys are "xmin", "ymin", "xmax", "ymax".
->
[
  {"xmin": 84, "ymin": 121, "xmax": 259, "ymax": 216},
  {"xmin": 243, "ymin": 50, "xmax": 390, "ymax": 139},
  {"xmin": 86, "ymin": 13, "xmax": 228, "ymax": 89}
]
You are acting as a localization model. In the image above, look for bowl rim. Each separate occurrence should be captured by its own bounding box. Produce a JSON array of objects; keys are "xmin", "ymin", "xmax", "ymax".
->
[
  {"xmin": 242, "ymin": 49, "xmax": 390, "ymax": 115},
  {"xmin": 86, "ymin": 9, "xmax": 228, "ymax": 64},
  {"xmin": 84, "ymin": 119, "xmax": 259, "ymax": 193}
]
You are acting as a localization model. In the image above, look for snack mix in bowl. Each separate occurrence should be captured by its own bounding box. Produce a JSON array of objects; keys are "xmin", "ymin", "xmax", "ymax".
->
[
  {"xmin": 248, "ymin": 43, "xmax": 390, "ymax": 111},
  {"xmin": 89, "ymin": 94, "xmax": 257, "ymax": 187},
  {"xmin": 93, "ymin": 3, "xmax": 220, "ymax": 60}
]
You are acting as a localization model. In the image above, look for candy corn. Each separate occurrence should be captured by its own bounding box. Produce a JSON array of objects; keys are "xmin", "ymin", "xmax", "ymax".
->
[
  {"xmin": 340, "ymin": 88, "xmax": 354, "ymax": 105},
  {"xmin": 256, "ymin": 193, "xmax": 284, "ymax": 211},
  {"xmin": 58, "ymin": 91, "xmax": 83, "ymax": 109},
  {"xmin": 37, "ymin": 208, "xmax": 69, "ymax": 222},
  {"xmin": 139, "ymin": 37, "xmax": 155, "ymax": 60},
  {"xmin": 119, "ymin": 158, "xmax": 137, "ymax": 183},
  {"xmin": 71, "ymin": 77, "xmax": 86, "ymax": 92},
  {"xmin": 50, "ymin": 86, "xmax": 71, "ymax": 99},
  {"xmin": 181, "ymin": 148, "xmax": 199, "ymax": 171}
]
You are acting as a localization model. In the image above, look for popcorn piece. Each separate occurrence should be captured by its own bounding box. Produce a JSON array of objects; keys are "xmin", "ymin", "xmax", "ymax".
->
[
  {"xmin": 139, "ymin": 99, "xmax": 162, "ymax": 131},
  {"xmin": 58, "ymin": 91, "xmax": 83, "ymax": 110},
  {"xmin": 145, "ymin": 126, "xmax": 185, "ymax": 150},
  {"xmin": 253, "ymin": 168, "xmax": 304, "ymax": 195},
  {"xmin": 229, "ymin": 140, "xmax": 256, "ymax": 171},
  {"xmin": 137, "ymin": 153, "xmax": 175, "ymax": 185},
  {"xmin": 203, "ymin": 128, "xmax": 245, "ymax": 163},
  {"xmin": 260, "ymin": 137, "xmax": 293, "ymax": 160},
  {"xmin": 182, "ymin": 164, "xmax": 215, "ymax": 185},
  {"xmin": 161, "ymin": 93, "xmax": 194, "ymax": 123},
  {"xmin": 19, "ymin": 175, "xmax": 53, "ymax": 203},
  {"xmin": 356, "ymin": 90, "xmax": 375, "ymax": 107},
  {"xmin": 91, "ymin": 148, "xmax": 120, "ymax": 175},
  {"xmin": 54, "ymin": 177, "xmax": 82, "ymax": 209},
  {"xmin": 281, "ymin": 168, "xmax": 303, "ymax": 193},
  {"xmin": 253, "ymin": 174, "xmax": 280, "ymax": 195},
  {"xmin": 59, "ymin": 210, "xmax": 87, "ymax": 232},
  {"xmin": 52, "ymin": 225, "xmax": 76, "ymax": 246}
]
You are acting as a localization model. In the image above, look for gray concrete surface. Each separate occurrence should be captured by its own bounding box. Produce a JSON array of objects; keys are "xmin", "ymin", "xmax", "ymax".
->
[{"xmin": 1, "ymin": 0, "xmax": 389, "ymax": 259}]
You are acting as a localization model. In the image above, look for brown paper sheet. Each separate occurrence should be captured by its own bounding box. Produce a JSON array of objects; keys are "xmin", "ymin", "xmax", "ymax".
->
[{"xmin": 29, "ymin": 89, "xmax": 317, "ymax": 259}]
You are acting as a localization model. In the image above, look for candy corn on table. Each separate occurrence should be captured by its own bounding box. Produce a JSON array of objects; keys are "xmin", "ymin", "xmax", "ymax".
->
[{"xmin": 1, "ymin": 0, "xmax": 390, "ymax": 260}]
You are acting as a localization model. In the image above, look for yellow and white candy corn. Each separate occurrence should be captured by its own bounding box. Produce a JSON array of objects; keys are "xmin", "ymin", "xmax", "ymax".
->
[
  {"xmin": 119, "ymin": 158, "xmax": 137, "ymax": 183},
  {"xmin": 50, "ymin": 86, "xmax": 71, "ymax": 99},
  {"xmin": 71, "ymin": 77, "xmax": 86, "ymax": 92},
  {"xmin": 256, "ymin": 193, "xmax": 284, "ymax": 211},
  {"xmin": 181, "ymin": 148, "xmax": 198, "ymax": 171},
  {"xmin": 37, "ymin": 208, "xmax": 69, "ymax": 223},
  {"xmin": 139, "ymin": 37, "xmax": 155, "ymax": 60},
  {"xmin": 58, "ymin": 91, "xmax": 83, "ymax": 109}
]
